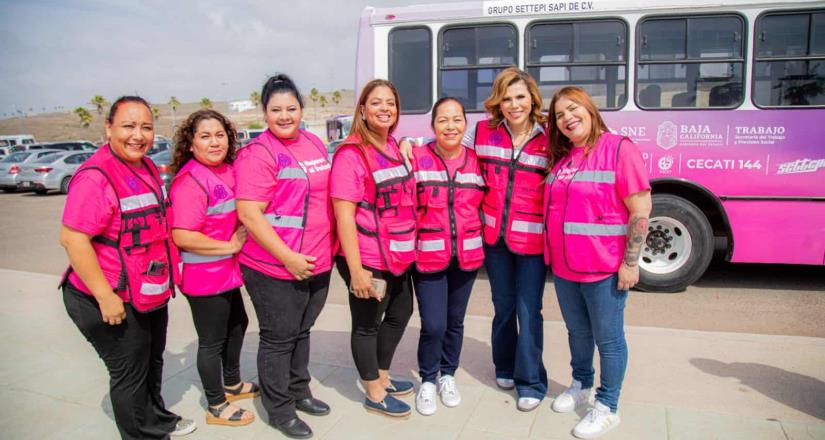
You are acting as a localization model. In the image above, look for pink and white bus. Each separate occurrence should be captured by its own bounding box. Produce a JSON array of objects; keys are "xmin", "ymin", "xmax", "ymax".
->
[{"xmin": 355, "ymin": 0, "xmax": 825, "ymax": 291}]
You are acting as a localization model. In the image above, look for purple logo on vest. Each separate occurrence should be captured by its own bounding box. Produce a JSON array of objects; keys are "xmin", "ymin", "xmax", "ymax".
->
[
  {"xmin": 419, "ymin": 156, "xmax": 433, "ymax": 169},
  {"xmin": 213, "ymin": 185, "xmax": 228, "ymax": 200},
  {"xmin": 278, "ymin": 153, "xmax": 291, "ymax": 167},
  {"xmin": 489, "ymin": 132, "xmax": 504, "ymax": 144},
  {"xmin": 376, "ymin": 154, "xmax": 389, "ymax": 167},
  {"xmin": 126, "ymin": 176, "xmax": 139, "ymax": 191}
]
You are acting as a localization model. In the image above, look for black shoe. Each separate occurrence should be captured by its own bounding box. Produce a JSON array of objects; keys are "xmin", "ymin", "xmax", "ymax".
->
[
  {"xmin": 296, "ymin": 397, "xmax": 331, "ymax": 416},
  {"xmin": 274, "ymin": 417, "xmax": 313, "ymax": 439}
]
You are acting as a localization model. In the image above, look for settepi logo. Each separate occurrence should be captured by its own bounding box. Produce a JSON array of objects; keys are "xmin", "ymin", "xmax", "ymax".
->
[
  {"xmin": 656, "ymin": 121, "xmax": 678, "ymax": 150},
  {"xmin": 777, "ymin": 158, "xmax": 825, "ymax": 175}
]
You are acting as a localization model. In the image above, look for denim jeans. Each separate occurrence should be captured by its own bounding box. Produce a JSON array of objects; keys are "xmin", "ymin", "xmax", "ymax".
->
[
  {"xmin": 553, "ymin": 273, "xmax": 628, "ymax": 412},
  {"xmin": 412, "ymin": 264, "xmax": 477, "ymax": 383},
  {"xmin": 484, "ymin": 242, "xmax": 548, "ymax": 399}
]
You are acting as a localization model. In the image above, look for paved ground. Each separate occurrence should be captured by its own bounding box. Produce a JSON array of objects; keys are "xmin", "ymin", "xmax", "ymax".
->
[{"xmin": 1, "ymin": 268, "xmax": 824, "ymax": 439}]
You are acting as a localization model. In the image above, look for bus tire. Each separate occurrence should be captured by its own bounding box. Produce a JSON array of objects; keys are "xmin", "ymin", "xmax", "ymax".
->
[{"xmin": 636, "ymin": 194, "xmax": 713, "ymax": 293}]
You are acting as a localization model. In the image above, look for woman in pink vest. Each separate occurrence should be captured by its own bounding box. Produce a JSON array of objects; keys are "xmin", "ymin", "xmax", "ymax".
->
[
  {"xmin": 59, "ymin": 96, "xmax": 196, "ymax": 439},
  {"xmin": 235, "ymin": 74, "xmax": 334, "ymax": 439},
  {"xmin": 168, "ymin": 109, "xmax": 256, "ymax": 427},
  {"xmin": 330, "ymin": 79, "xmax": 416, "ymax": 418},
  {"xmin": 544, "ymin": 86, "xmax": 651, "ymax": 439},
  {"xmin": 409, "ymin": 97, "xmax": 485, "ymax": 416}
]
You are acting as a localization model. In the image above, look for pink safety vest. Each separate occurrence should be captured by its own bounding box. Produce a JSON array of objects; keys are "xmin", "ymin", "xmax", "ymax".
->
[
  {"xmin": 544, "ymin": 133, "xmax": 630, "ymax": 273},
  {"xmin": 60, "ymin": 145, "xmax": 175, "ymax": 312},
  {"xmin": 413, "ymin": 143, "xmax": 486, "ymax": 273},
  {"xmin": 474, "ymin": 120, "xmax": 549, "ymax": 255},
  {"xmin": 171, "ymin": 160, "xmax": 243, "ymax": 296},
  {"xmin": 239, "ymin": 129, "xmax": 330, "ymax": 276},
  {"xmin": 334, "ymin": 136, "xmax": 417, "ymax": 275}
]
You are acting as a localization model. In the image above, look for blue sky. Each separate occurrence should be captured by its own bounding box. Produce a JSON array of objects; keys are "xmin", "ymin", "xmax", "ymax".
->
[{"xmin": 0, "ymin": 0, "xmax": 462, "ymax": 115}]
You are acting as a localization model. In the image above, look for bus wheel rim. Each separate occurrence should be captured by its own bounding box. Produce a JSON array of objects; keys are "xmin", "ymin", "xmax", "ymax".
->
[{"xmin": 640, "ymin": 216, "xmax": 692, "ymax": 275}]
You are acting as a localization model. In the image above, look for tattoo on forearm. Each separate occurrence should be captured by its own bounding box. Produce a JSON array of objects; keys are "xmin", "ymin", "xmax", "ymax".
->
[{"xmin": 623, "ymin": 215, "xmax": 649, "ymax": 267}]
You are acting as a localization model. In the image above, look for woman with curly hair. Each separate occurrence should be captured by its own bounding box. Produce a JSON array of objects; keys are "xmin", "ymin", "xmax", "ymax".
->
[{"xmin": 169, "ymin": 109, "xmax": 257, "ymax": 427}]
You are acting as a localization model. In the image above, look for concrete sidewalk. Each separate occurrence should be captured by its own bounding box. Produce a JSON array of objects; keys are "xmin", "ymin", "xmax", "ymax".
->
[{"xmin": 1, "ymin": 268, "xmax": 823, "ymax": 439}]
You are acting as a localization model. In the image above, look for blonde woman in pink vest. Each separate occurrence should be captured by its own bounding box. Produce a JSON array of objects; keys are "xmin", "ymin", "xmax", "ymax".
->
[
  {"xmin": 330, "ymin": 79, "xmax": 417, "ymax": 418},
  {"xmin": 59, "ymin": 96, "xmax": 196, "ymax": 439},
  {"xmin": 235, "ymin": 74, "xmax": 334, "ymax": 439},
  {"xmin": 544, "ymin": 86, "xmax": 651, "ymax": 439},
  {"xmin": 168, "ymin": 109, "xmax": 257, "ymax": 427},
  {"xmin": 409, "ymin": 97, "xmax": 485, "ymax": 416}
]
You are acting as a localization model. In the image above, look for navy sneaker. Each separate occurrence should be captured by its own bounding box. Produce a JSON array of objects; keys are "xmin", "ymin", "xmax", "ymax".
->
[
  {"xmin": 385, "ymin": 378, "xmax": 415, "ymax": 396},
  {"xmin": 363, "ymin": 394, "xmax": 411, "ymax": 418}
]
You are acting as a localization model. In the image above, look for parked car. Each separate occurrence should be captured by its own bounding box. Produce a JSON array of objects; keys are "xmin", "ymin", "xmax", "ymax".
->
[
  {"xmin": 149, "ymin": 150, "xmax": 172, "ymax": 189},
  {"xmin": 43, "ymin": 141, "xmax": 97, "ymax": 151},
  {"xmin": 0, "ymin": 150, "xmax": 63, "ymax": 192},
  {"xmin": 148, "ymin": 136, "xmax": 173, "ymax": 155},
  {"xmin": 18, "ymin": 151, "xmax": 94, "ymax": 195},
  {"xmin": 0, "ymin": 147, "xmax": 11, "ymax": 159}
]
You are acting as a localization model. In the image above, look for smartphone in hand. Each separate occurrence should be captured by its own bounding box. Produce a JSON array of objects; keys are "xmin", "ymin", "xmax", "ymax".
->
[{"xmin": 350, "ymin": 277, "xmax": 387, "ymax": 300}]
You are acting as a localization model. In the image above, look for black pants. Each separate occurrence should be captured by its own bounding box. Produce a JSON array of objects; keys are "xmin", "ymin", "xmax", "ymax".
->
[
  {"xmin": 63, "ymin": 283, "xmax": 180, "ymax": 440},
  {"xmin": 185, "ymin": 288, "xmax": 249, "ymax": 406},
  {"xmin": 335, "ymin": 257, "xmax": 413, "ymax": 381},
  {"xmin": 241, "ymin": 265, "xmax": 330, "ymax": 425}
]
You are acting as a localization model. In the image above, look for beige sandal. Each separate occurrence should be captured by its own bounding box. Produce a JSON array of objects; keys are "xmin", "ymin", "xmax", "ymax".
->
[
  {"xmin": 205, "ymin": 401, "xmax": 254, "ymax": 427},
  {"xmin": 224, "ymin": 381, "xmax": 261, "ymax": 402}
]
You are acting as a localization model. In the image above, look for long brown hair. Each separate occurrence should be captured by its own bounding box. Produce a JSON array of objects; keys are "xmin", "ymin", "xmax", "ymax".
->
[
  {"xmin": 546, "ymin": 86, "xmax": 609, "ymax": 169},
  {"xmin": 484, "ymin": 67, "xmax": 547, "ymax": 129},
  {"xmin": 349, "ymin": 79, "xmax": 400, "ymax": 150},
  {"xmin": 170, "ymin": 109, "xmax": 238, "ymax": 174}
]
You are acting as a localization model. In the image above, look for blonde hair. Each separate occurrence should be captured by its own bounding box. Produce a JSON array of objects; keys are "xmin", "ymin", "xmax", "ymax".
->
[
  {"xmin": 484, "ymin": 67, "xmax": 547, "ymax": 128},
  {"xmin": 546, "ymin": 86, "xmax": 609, "ymax": 169},
  {"xmin": 349, "ymin": 79, "xmax": 400, "ymax": 150}
]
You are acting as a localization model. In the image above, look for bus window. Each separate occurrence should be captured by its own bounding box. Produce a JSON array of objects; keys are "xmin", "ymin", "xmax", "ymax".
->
[
  {"xmin": 637, "ymin": 15, "xmax": 745, "ymax": 109},
  {"xmin": 439, "ymin": 24, "xmax": 517, "ymax": 111},
  {"xmin": 753, "ymin": 11, "xmax": 825, "ymax": 107},
  {"xmin": 389, "ymin": 27, "xmax": 432, "ymax": 113},
  {"xmin": 526, "ymin": 19, "xmax": 627, "ymax": 109}
]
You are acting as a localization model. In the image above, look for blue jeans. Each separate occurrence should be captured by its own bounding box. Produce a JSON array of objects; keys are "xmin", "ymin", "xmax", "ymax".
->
[
  {"xmin": 485, "ymin": 243, "xmax": 548, "ymax": 399},
  {"xmin": 553, "ymin": 273, "xmax": 628, "ymax": 412},
  {"xmin": 413, "ymin": 264, "xmax": 477, "ymax": 383}
]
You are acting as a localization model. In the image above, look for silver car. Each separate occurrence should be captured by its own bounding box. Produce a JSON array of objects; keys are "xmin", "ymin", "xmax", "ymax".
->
[
  {"xmin": 0, "ymin": 150, "xmax": 64, "ymax": 192},
  {"xmin": 18, "ymin": 151, "xmax": 94, "ymax": 195}
]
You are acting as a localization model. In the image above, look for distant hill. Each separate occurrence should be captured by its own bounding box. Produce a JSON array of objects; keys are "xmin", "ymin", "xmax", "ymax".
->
[{"xmin": 0, "ymin": 90, "xmax": 355, "ymax": 143}]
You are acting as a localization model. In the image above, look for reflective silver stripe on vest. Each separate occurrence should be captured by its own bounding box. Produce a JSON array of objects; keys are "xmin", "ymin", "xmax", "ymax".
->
[
  {"xmin": 545, "ymin": 173, "xmax": 556, "ymax": 184},
  {"xmin": 206, "ymin": 199, "xmax": 236, "ymax": 216},
  {"xmin": 511, "ymin": 220, "xmax": 544, "ymax": 234},
  {"xmin": 389, "ymin": 239, "xmax": 415, "ymax": 252},
  {"xmin": 563, "ymin": 222, "xmax": 627, "ymax": 236},
  {"xmin": 120, "ymin": 192, "xmax": 159, "ymax": 211},
  {"xmin": 140, "ymin": 280, "xmax": 169, "ymax": 296},
  {"xmin": 161, "ymin": 186, "xmax": 168, "ymax": 200},
  {"xmin": 418, "ymin": 239, "xmax": 445, "ymax": 252},
  {"xmin": 278, "ymin": 167, "xmax": 307, "ymax": 180},
  {"xmin": 180, "ymin": 252, "xmax": 234, "ymax": 264},
  {"xmin": 463, "ymin": 236, "xmax": 483, "ymax": 250},
  {"xmin": 476, "ymin": 144, "xmax": 511, "ymax": 161},
  {"xmin": 517, "ymin": 152, "xmax": 548, "ymax": 168},
  {"xmin": 372, "ymin": 165, "xmax": 409, "ymax": 184},
  {"xmin": 455, "ymin": 172, "xmax": 484, "ymax": 186},
  {"xmin": 414, "ymin": 170, "xmax": 448, "ymax": 183},
  {"xmin": 572, "ymin": 171, "xmax": 615, "ymax": 184},
  {"xmin": 483, "ymin": 213, "xmax": 496, "ymax": 228},
  {"xmin": 264, "ymin": 214, "xmax": 304, "ymax": 229}
]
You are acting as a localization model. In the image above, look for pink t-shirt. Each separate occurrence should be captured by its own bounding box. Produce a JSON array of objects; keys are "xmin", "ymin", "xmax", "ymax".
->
[
  {"xmin": 548, "ymin": 139, "xmax": 650, "ymax": 283},
  {"xmin": 443, "ymin": 147, "xmax": 466, "ymax": 177},
  {"xmin": 62, "ymin": 164, "xmax": 157, "ymax": 294},
  {"xmin": 329, "ymin": 137, "xmax": 403, "ymax": 271},
  {"xmin": 169, "ymin": 163, "xmax": 235, "ymax": 231},
  {"xmin": 234, "ymin": 132, "xmax": 334, "ymax": 279}
]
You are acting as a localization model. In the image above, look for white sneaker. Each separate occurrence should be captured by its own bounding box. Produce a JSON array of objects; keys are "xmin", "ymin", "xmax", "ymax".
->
[
  {"xmin": 416, "ymin": 382, "xmax": 437, "ymax": 416},
  {"xmin": 551, "ymin": 380, "xmax": 593, "ymax": 413},
  {"xmin": 495, "ymin": 377, "xmax": 515, "ymax": 390},
  {"xmin": 437, "ymin": 375, "xmax": 461, "ymax": 407},
  {"xmin": 170, "ymin": 418, "xmax": 197, "ymax": 436},
  {"xmin": 516, "ymin": 397, "xmax": 542, "ymax": 412},
  {"xmin": 573, "ymin": 401, "xmax": 621, "ymax": 439}
]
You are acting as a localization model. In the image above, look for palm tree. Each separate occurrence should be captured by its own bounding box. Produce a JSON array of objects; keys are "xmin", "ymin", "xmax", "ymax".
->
[
  {"xmin": 309, "ymin": 88, "xmax": 320, "ymax": 120},
  {"xmin": 90, "ymin": 95, "xmax": 107, "ymax": 115},
  {"xmin": 74, "ymin": 107, "xmax": 93, "ymax": 127},
  {"xmin": 151, "ymin": 105, "xmax": 160, "ymax": 121},
  {"xmin": 168, "ymin": 96, "xmax": 181, "ymax": 130},
  {"xmin": 250, "ymin": 91, "xmax": 261, "ymax": 108},
  {"xmin": 332, "ymin": 90, "xmax": 342, "ymax": 106},
  {"xmin": 200, "ymin": 97, "xmax": 213, "ymax": 109},
  {"xmin": 319, "ymin": 95, "xmax": 328, "ymax": 114}
]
